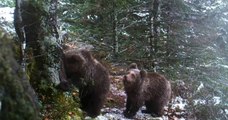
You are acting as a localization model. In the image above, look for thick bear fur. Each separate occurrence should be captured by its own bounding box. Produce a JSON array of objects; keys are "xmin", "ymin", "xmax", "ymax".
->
[
  {"xmin": 59, "ymin": 48, "xmax": 110, "ymax": 118},
  {"xmin": 122, "ymin": 63, "xmax": 171, "ymax": 118}
]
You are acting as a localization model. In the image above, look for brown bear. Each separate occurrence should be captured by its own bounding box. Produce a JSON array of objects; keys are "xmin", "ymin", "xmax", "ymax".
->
[
  {"xmin": 122, "ymin": 63, "xmax": 171, "ymax": 118},
  {"xmin": 58, "ymin": 48, "xmax": 110, "ymax": 118}
]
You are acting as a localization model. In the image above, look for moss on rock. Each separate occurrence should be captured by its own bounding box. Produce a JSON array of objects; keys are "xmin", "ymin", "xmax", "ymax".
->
[{"xmin": 0, "ymin": 28, "xmax": 39, "ymax": 120}]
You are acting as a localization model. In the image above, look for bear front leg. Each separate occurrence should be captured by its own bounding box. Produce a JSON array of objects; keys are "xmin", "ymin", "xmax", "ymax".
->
[
  {"xmin": 123, "ymin": 99, "xmax": 140, "ymax": 118},
  {"xmin": 79, "ymin": 88, "xmax": 105, "ymax": 118},
  {"xmin": 57, "ymin": 59, "xmax": 72, "ymax": 91}
]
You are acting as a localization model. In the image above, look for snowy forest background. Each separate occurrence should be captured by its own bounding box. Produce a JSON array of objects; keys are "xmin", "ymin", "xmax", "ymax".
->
[{"xmin": 0, "ymin": 0, "xmax": 228, "ymax": 120}]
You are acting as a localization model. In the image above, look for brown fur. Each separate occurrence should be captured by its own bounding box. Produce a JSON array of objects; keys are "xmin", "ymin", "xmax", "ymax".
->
[
  {"xmin": 123, "ymin": 63, "xmax": 171, "ymax": 118},
  {"xmin": 59, "ymin": 48, "xmax": 110, "ymax": 118}
]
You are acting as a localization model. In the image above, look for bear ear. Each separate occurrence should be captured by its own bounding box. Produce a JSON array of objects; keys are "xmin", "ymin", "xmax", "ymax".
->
[
  {"xmin": 80, "ymin": 49, "xmax": 93, "ymax": 60},
  {"xmin": 68, "ymin": 55, "xmax": 84, "ymax": 63},
  {"xmin": 140, "ymin": 70, "xmax": 147, "ymax": 79},
  {"xmin": 128, "ymin": 63, "xmax": 138, "ymax": 69}
]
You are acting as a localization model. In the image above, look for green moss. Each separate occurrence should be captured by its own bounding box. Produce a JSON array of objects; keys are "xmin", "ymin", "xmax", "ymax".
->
[
  {"xmin": 41, "ymin": 90, "xmax": 84, "ymax": 120},
  {"xmin": 0, "ymin": 28, "xmax": 39, "ymax": 119}
]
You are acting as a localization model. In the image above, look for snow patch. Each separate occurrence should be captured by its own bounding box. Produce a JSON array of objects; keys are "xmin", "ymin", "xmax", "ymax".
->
[
  {"xmin": 225, "ymin": 109, "xmax": 228, "ymax": 114},
  {"xmin": 171, "ymin": 96, "xmax": 187, "ymax": 110},
  {"xmin": 193, "ymin": 99, "xmax": 206, "ymax": 105},
  {"xmin": 0, "ymin": 7, "xmax": 14, "ymax": 22},
  {"xmin": 196, "ymin": 82, "xmax": 204, "ymax": 93},
  {"xmin": 212, "ymin": 96, "xmax": 221, "ymax": 105}
]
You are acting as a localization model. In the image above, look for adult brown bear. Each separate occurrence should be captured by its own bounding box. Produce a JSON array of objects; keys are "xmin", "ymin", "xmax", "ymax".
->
[
  {"xmin": 122, "ymin": 63, "xmax": 171, "ymax": 118},
  {"xmin": 58, "ymin": 48, "xmax": 110, "ymax": 118}
]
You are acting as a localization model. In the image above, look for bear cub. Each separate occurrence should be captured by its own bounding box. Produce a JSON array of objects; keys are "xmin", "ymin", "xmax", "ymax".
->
[
  {"xmin": 123, "ymin": 63, "xmax": 171, "ymax": 118},
  {"xmin": 59, "ymin": 48, "xmax": 110, "ymax": 118}
]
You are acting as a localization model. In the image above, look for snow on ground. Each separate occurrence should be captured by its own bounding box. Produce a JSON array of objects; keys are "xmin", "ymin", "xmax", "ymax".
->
[
  {"xmin": 0, "ymin": 7, "xmax": 14, "ymax": 33},
  {"xmin": 0, "ymin": 7, "xmax": 14, "ymax": 22}
]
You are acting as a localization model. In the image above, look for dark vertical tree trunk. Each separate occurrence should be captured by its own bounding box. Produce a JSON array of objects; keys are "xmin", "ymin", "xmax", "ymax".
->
[
  {"xmin": 148, "ymin": 0, "xmax": 160, "ymax": 71},
  {"xmin": 48, "ymin": 0, "xmax": 59, "ymax": 39},
  {"xmin": 13, "ymin": 0, "xmax": 40, "ymax": 115},
  {"xmin": 148, "ymin": 2, "xmax": 153, "ymax": 57},
  {"xmin": 152, "ymin": 0, "xmax": 160, "ymax": 71},
  {"xmin": 14, "ymin": 0, "xmax": 25, "ymax": 67},
  {"xmin": 153, "ymin": 0, "xmax": 159, "ymax": 54},
  {"xmin": 112, "ymin": 0, "xmax": 118, "ymax": 58},
  {"xmin": 14, "ymin": 0, "xmax": 59, "ymax": 104},
  {"xmin": 15, "ymin": 0, "xmax": 47, "ymax": 95}
]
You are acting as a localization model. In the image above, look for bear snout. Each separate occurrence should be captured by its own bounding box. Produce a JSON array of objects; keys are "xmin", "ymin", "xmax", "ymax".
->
[
  {"xmin": 123, "ymin": 75, "xmax": 128, "ymax": 83},
  {"xmin": 123, "ymin": 75, "xmax": 127, "ymax": 81}
]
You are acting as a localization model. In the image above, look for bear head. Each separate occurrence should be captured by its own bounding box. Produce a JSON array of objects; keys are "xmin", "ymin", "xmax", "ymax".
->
[
  {"xmin": 64, "ymin": 49, "xmax": 94, "ymax": 79},
  {"xmin": 123, "ymin": 63, "xmax": 147, "ymax": 93}
]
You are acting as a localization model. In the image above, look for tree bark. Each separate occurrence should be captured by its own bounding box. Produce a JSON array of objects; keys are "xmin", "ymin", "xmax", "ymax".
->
[
  {"xmin": 112, "ymin": 0, "xmax": 118, "ymax": 58},
  {"xmin": 153, "ymin": 0, "xmax": 159, "ymax": 54},
  {"xmin": 14, "ymin": 0, "xmax": 60, "ymax": 105},
  {"xmin": 148, "ymin": 0, "xmax": 159, "ymax": 71}
]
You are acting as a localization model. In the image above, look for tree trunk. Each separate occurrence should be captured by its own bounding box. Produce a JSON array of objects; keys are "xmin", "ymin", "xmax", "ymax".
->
[
  {"xmin": 15, "ymin": 0, "xmax": 47, "ymax": 95},
  {"xmin": 147, "ymin": 0, "xmax": 160, "ymax": 70},
  {"xmin": 112, "ymin": 1, "xmax": 118, "ymax": 58},
  {"xmin": 153, "ymin": 0, "xmax": 159, "ymax": 54},
  {"xmin": 148, "ymin": 3, "xmax": 153, "ymax": 57},
  {"xmin": 14, "ymin": 0, "xmax": 26, "ymax": 68},
  {"xmin": 14, "ymin": 0, "xmax": 60, "ymax": 105}
]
